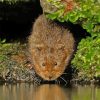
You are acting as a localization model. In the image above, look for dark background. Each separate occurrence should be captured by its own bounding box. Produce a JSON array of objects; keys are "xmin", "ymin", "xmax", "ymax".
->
[
  {"xmin": 0, "ymin": 0, "xmax": 42, "ymax": 41},
  {"xmin": 0, "ymin": 0, "xmax": 88, "ymax": 42}
]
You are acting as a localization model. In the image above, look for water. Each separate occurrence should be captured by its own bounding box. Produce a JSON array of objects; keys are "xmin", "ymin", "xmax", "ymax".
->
[{"xmin": 0, "ymin": 83, "xmax": 100, "ymax": 100}]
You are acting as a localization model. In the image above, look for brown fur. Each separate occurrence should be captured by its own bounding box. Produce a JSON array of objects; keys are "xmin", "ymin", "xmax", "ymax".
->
[{"xmin": 28, "ymin": 15, "xmax": 75, "ymax": 81}]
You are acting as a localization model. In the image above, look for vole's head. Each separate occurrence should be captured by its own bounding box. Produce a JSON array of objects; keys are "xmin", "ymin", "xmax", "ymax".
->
[{"xmin": 29, "ymin": 44, "xmax": 72, "ymax": 81}]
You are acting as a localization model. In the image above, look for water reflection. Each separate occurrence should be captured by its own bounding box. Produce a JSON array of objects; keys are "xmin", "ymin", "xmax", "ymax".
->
[
  {"xmin": 0, "ymin": 83, "xmax": 100, "ymax": 100},
  {"xmin": 32, "ymin": 84, "xmax": 71, "ymax": 100}
]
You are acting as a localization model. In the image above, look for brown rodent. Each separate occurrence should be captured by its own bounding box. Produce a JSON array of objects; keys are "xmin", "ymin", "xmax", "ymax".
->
[{"xmin": 28, "ymin": 15, "xmax": 75, "ymax": 81}]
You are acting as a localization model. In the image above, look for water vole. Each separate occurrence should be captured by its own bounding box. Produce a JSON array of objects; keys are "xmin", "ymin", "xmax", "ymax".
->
[{"xmin": 28, "ymin": 15, "xmax": 75, "ymax": 81}]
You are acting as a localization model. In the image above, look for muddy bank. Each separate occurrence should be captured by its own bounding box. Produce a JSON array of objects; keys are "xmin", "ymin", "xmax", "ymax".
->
[{"xmin": 0, "ymin": 41, "xmax": 42, "ymax": 84}]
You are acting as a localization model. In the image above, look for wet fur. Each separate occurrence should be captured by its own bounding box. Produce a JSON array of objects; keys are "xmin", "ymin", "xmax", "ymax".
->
[{"xmin": 28, "ymin": 15, "xmax": 75, "ymax": 81}]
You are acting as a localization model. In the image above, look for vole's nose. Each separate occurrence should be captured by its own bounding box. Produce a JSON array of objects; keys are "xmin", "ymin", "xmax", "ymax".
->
[{"xmin": 49, "ymin": 75, "xmax": 52, "ymax": 80}]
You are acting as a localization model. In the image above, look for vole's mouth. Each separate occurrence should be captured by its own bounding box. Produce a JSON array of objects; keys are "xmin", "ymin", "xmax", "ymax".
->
[{"xmin": 41, "ymin": 75, "xmax": 60, "ymax": 81}]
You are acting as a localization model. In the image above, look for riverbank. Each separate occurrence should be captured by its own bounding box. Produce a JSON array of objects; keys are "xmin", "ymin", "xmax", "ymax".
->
[
  {"xmin": 0, "ymin": 41, "xmax": 100, "ymax": 85},
  {"xmin": 0, "ymin": 41, "xmax": 42, "ymax": 84}
]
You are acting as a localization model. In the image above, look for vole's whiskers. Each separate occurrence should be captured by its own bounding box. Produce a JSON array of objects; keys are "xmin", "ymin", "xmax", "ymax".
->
[
  {"xmin": 55, "ymin": 80, "xmax": 57, "ymax": 84},
  {"xmin": 60, "ymin": 76, "xmax": 67, "ymax": 85},
  {"xmin": 62, "ymin": 72, "xmax": 68, "ymax": 75}
]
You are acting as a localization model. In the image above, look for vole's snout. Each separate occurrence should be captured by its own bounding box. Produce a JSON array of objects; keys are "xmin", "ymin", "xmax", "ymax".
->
[{"xmin": 49, "ymin": 75, "xmax": 52, "ymax": 80}]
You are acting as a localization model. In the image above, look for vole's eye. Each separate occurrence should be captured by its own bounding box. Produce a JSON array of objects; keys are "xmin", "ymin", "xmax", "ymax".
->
[
  {"xmin": 54, "ymin": 62, "xmax": 57, "ymax": 66},
  {"xmin": 42, "ymin": 63, "xmax": 46, "ymax": 67}
]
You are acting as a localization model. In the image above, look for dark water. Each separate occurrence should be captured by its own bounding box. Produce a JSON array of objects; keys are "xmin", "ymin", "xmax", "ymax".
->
[{"xmin": 0, "ymin": 83, "xmax": 100, "ymax": 100}]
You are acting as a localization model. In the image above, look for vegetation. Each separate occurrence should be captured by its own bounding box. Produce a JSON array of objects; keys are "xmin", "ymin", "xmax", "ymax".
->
[
  {"xmin": 72, "ymin": 35, "xmax": 100, "ymax": 79},
  {"xmin": 0, "ymin": 40, "xmax": 40, "ymax": 83},
  {"xmin": 0, "ymin": 39, "xmax": 27, "ymax": 78},
  {"xmin": 45, "ymin": 0, "xmax": 100, "ymax": 36},
  {"xmin": 44, "ymin": 0, "xmax": 100, "ymax": 79}
]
